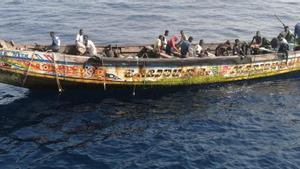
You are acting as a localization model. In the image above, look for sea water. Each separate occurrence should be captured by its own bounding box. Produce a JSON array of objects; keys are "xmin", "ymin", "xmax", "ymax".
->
[{"xmin": 1, "ymin": 0, "xmax": 300, "ymax": 168}]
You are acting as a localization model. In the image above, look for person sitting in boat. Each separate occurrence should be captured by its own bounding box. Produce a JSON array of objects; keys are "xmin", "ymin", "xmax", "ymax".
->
[
  {"xmin": 195, "ymin": 39, "xmax": 204, "ymax": 56},
  {"xmin": 83, "ymin": 35, "xmax": 97, "ymax": 57},
  {"xmin": 75, "ymin": 29, "xmax": 86, "ymax": 55},
  {"xmin": 233, "ymin": 39, "xmax": 242, "ymax": 55},
  {"xmin": 154, "ymin": 35, "xmax": 164, "ymax": 53},
  {"xmin": 48, "ymin": 31, "xmax": 60, "ymax": 52},
  {"xmin": 215, "ymin": 40, "xmax": 231, "ymax": 56},
  {"xmin": 257, "ymin": 37, "xmax": 272, "ymax": 54},
  {"xmin": 105, "ymin": 44, "xmax": 114, "ymax": 57},
  {"xmin": 250, "ymin": 31, "xmax": 262, "ymax": 54},
  {"xmin": 271, "ymin": 37, "xmax": 279, "ymax": 50},
  {"xmin": 180, "ymin": 36, "xmax": 193, "ymax": 58},
  {"xmin": 280, "ymin": 26, "xmax": 294, "ymax": 43},
  {"xmin": 261, "ymin": 37, "xmax": 271, "ymax": 49},
  {"xmin": 166, "ymin": 36, "xmax": 179, "ymax": 55},
  {"xmin": 162, "ymin": 30, "xmax": 169, "ymax": 50}
]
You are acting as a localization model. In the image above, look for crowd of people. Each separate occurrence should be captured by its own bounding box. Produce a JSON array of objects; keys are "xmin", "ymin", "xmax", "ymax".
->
[
  {"xmin": 47, "ymin": 22, "xmax": 300, "ymax": 58},
  {"xmin": 153, "ymin": 23, "xmax": 300, "ymax": 58},
  {"xmin": 48, "ymin": 29, "xmax": 97, "ymax": 57}
]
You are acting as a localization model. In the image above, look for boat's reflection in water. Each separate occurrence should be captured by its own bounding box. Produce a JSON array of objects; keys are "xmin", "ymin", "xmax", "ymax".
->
[{"xmin": 1, "ymin": 72, "xmax": 300, "ymax": 168}]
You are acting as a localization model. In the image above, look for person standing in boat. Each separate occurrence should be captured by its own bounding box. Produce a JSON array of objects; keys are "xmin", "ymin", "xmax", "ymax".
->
[
  {"xmin": 83, "ymin": 35, "xmax": 97, "ymax": 57},
  {"xmin": 280, "ymin": 26, "xmax": 294, "ymax": 43},
  {"xmin": 166, "ymin": 36, "xmax": 179, "ymax": 55},
  {"xmin": 162, "ymin": 30, "xmax": 169, "ymax": 50},
  {"xmin": 49, "ymin": 31, "xmax": 60, "ymax": 52},
  {"xmin": 75, "ymin": 29, "xmax": 86, "ymax": 55},
  {"xmin": 177, "ymin": 30, "xmax": 188, "ymax": 47},
  {"xmin": 278, "ymin": 34, "xmax": 289, "ymax": 53},
  {"xmin": 250, "ymin": 31, "xmax": 262, "ymax": 54},
  {"xmin": 180, "ymin": 36, "xmax": 193, "ymax": 57}
]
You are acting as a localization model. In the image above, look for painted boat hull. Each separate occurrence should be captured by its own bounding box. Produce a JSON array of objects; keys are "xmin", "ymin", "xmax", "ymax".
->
[{"xmin": 1, "ymin": 48, "xmax": 300, "ymax": 90}]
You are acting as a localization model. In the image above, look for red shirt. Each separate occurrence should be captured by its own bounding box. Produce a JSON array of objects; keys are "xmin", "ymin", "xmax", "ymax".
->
[{"xmin": 167, "ymin": 36, "xmax": 178, "ymax": 51}]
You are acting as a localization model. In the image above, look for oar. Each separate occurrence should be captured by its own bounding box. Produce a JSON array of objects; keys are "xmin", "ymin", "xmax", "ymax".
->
[
  {"xmin": 274, "ymin": 14, "xmax": 286, "ymax": 27},
  {"xmin": 52, "ymin": 52, "xmax": 63, "ymax": 93}
]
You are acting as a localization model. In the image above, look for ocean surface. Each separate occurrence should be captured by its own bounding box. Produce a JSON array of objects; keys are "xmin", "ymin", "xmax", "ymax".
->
[{"xmin": 1, "ymin": 0, "xmax": 300, "ymax": 168}]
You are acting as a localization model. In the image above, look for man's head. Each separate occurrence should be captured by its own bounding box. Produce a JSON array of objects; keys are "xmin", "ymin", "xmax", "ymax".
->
[
  {"xmin": 164, "ymin": 30, "xmax": 169, "ymax": 36},
  {"xmin": 256, "ymin": 31, "xmax": 261, "ymax": 36},
  {"xmin": 79, "ymin": 29, "xmax": 83, "ymax": 35},
  {"xmin": 180, "ymin": 30, "xmax": 184, "ymax": 35},
  {"xmin": 284, "ymin": 26, "xmax": 289, "ymax": 31},
  {"xmin": 199, "ymin": 39, "xmax": 204, "ymax": 45},
  {"xmin": 235, "ymin": 39, "xmax": 240, "ymax": 44},
  {"xmin": 50, "ymin": 31, "xmax": 55, "ymax": 38},
  {"xmin": 188, "ymin": 36, "xmax": 193, "ymax": 43},
  {"xmin": 225, "ymin": 40, "xmax": 231, "ymax": 45},
  {"xmin": 159, "ymin": 35, "xmax": 164, "ymax": 40}
]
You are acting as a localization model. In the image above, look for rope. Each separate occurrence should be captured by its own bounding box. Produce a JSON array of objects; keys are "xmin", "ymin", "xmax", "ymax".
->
[
  {"xmin": 52, "ymin": 52, "xmax": 63, "ymax": 93},
  {"xmin": 22, "ymin": 51, "xmax": 35, "ymax": 86},
  {"xmin": 142, "ymin": 53, "xmax": 148, "ymax": 85},
  {"xmin": 132, "ymin": 56, "xmax": 140, "ymax": 96},
  {"xmin": 101, "ymin": 56, "xmax": 106, "ymax": 91}
]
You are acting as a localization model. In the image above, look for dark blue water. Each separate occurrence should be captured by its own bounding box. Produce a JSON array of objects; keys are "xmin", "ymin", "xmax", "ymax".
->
[{"xmin": 1, "ymin": 0, "xmax": 300, "ymax": 168}]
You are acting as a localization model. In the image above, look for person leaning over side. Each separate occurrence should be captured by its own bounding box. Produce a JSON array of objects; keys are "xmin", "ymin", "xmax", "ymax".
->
[
  {"xmin": 75, "ymin": 29, "xmax": 86, "ymax": 55},
  {"xmin": 180, "ymin": 36, "xmax": 193, "ymax": 58},
  {"xmin": 48, "ymin": 31, "xmax": 60, "ymax": 52},
  {"xmin": 166, "ymin": 35, "xmax": 179, "ymax": 55},
  {"xmin": 83, "ymin": 35, "xmax": 97, "ymax": 57}
]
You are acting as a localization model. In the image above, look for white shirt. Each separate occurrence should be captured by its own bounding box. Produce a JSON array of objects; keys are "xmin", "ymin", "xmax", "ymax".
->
[
  {"xmin": 281, "ymin": 38, "xmax": 288, "ymax": 44},
  {"xmin": 154, "ymin": 39, "xmax": 162, "ymax": 51},
  {"xmin": 76, "ymin": 34, "xmax": 84, "ymax": 43},
  {"xmin": 86, "ymin": 40, "xmax": 97, "ymax": 56},
  {"xmin": 163, "ymin": 35, "xmax": 168, "ymax": 49},
  {"xmin": 195, "ymin": 44, "xmax": 202, "ymax": 54}
]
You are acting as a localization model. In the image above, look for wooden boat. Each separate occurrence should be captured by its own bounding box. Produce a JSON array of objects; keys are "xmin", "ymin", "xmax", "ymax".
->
[{"xmin": 0, "ymin": 40, "xmax": 300, "ymax": 91}]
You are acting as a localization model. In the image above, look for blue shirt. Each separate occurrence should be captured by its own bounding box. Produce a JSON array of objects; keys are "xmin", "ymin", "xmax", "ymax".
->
[{"xmin": 180, "ymin": 40, "xmax": 191, "ymax": 57}]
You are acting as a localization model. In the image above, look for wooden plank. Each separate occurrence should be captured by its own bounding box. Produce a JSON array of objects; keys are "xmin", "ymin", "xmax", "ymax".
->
[{"xmin": 159, "ymin": 52, "xmax": 173, "ymax": 59}]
